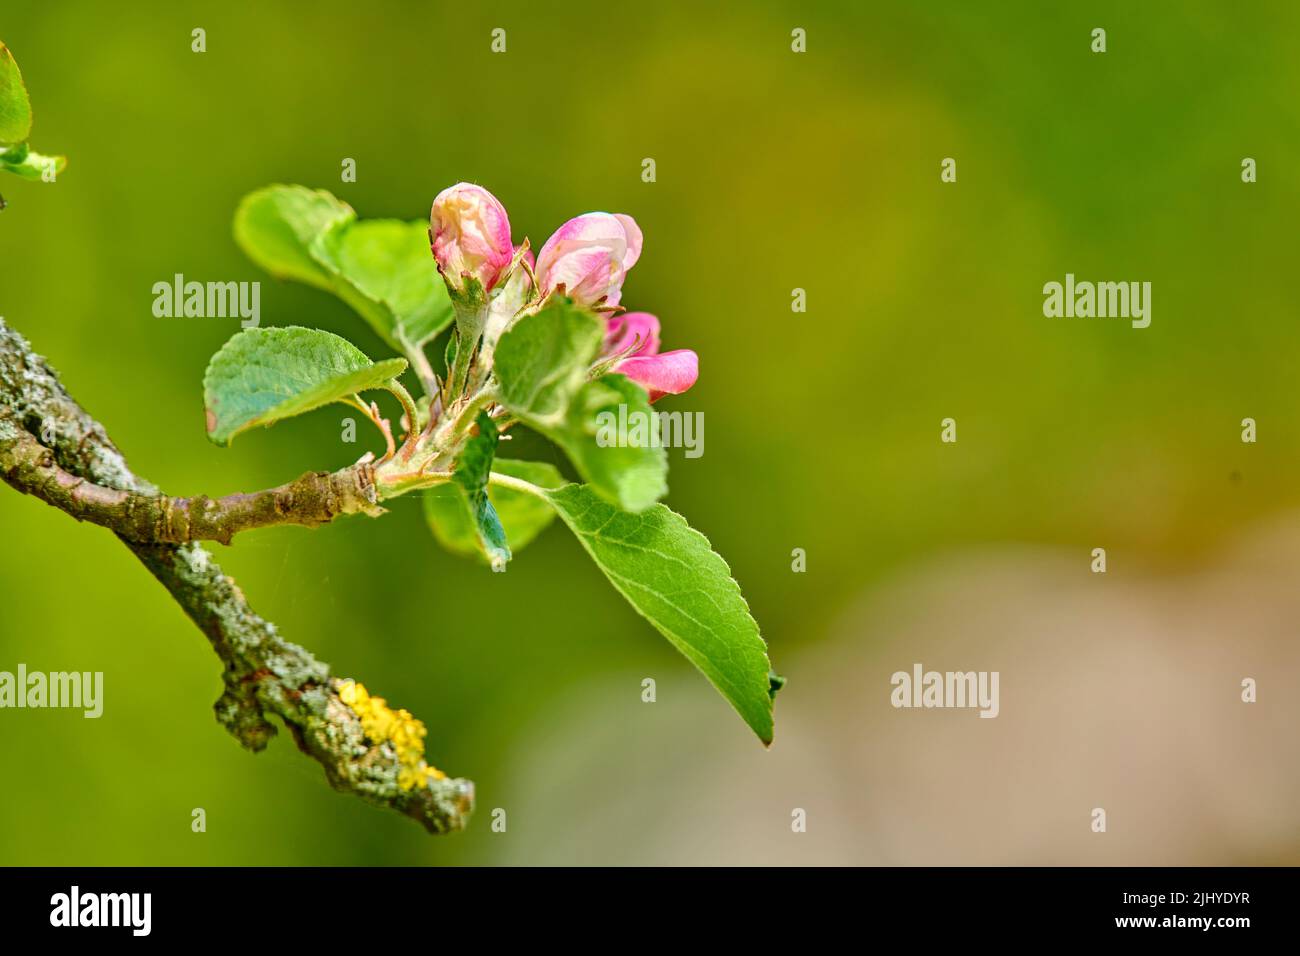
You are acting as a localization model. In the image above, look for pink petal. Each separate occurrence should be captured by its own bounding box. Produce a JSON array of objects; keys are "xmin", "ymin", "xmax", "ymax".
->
[
  {"xmin": 536, "ymin": 213, "xmax": 626, "ymax": 274},
  {"xmin": 543, "ymin": 247, "xmax": 615, "ymax": 304},
  {"xmin": 614, "ymin": 349, "xmax": 698, "ymax": 402},
  {"xmin": 605, "ymin": 312, "xmax": 661, "ymax": 357},
  {"xmin": 614, "ymin": 214, "xmax": 643, "ymax": 269}
]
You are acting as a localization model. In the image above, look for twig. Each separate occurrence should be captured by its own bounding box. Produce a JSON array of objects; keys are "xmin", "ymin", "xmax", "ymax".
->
[
  {"xmin": 385, "ymin": 378, "xmax": 421, "ymax": 459},
  {"xmin": 0, "ymin": 418, "xmax": 384, "ymax": 544},
  {"xmin": 396, "ymin": 328, "xmax": 441, "ymax": 406}
]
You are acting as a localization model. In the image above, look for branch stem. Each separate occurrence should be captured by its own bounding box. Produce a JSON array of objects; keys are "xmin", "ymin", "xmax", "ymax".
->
[
  {"xmin": 488, "ymin": 470, "xmax": 549, "ymax": 500},
  {"xmin": 386, "ymin": 379, "xmax": 421, "ymax": 458},
  {"xmin": 396, "ymin": 329, "xmax": 440, "ymax": 406},
  {"xmin": 435, "ymin": 386, "xmax": 498, "ymax": 451},
  {"xmin": 0, "ymin": 416, "xmax": 384, "ymax": 544}
]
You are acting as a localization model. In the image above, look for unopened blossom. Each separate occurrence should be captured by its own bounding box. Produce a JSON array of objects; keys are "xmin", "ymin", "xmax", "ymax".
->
[
  {"xmin": 430, "ymin": 183, "xmax": 514, "ymax": 293},
  {"xmin": 535, "ymin": 212, "xmax": 643, "ymax": 308},
  {"xmin": 602, "ymin": 312, "xmax": 698, "ymax": 402}
]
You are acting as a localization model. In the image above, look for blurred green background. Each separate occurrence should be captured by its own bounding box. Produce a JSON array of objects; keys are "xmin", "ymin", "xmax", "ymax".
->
[{"xmin": 3, "ymin": 1, "xmax": 1299, "ymax": 865}]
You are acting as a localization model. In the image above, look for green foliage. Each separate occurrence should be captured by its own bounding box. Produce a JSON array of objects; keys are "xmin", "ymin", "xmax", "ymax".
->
[
  {"xmin": 233, "ymin": 186, "xmax": 352, "ymax": 289},
  {"xmin": 0, "ymin": 43, "xmax": 32, "ymax": 144},
  {"xmin": 493, "ymin": 297, "xmax": 603, "ymax": 424},
  {"xmin": 450, "ymin": 412, "xmax": 510, "ymax": 570},
  {"xmin": 0, "ymin": 41, "xmax": 65, "ymax": 182},
  {"xmin": 494, "ymin": 300, "xmax": 666, "ymax": 511},
  {"xmin": 544, "ymin": 483, "xmax": 777, "ymax": 744},
  {"xmin": 203, "ymin": 326, "xmax": 406, "ymax": 444},
  {"xmin": 234, "ymin": 185, "xmax": 452, "ymax": 351},
  {"xmin": 548, "ymin": 375, "xmax": 668, "ymax": 513},
  {"xmin": 311, "ymin": 219, "xmax": 453, "ymax": 349},
  {"xmin": 424, "ymin": 458, "xmax": 564, "ymax": 563},
  {"xmin": 0, "ymin": 144, "xmax": 64, "ymax": 180}
]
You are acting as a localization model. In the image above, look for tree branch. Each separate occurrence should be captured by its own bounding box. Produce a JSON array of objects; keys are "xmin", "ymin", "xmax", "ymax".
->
[
  {"xmin": 0, "ymin": 317, "xmax": 473, "ymax": 834},
  {"xmin": 0, "ymin": 419, "xmax": 384, "ymax": 544}
]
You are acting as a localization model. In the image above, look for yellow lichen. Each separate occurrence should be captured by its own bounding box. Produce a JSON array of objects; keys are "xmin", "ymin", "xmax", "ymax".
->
[{"xmin": 337, "ymin": 679, "xmax": 446, "ymax": 790}]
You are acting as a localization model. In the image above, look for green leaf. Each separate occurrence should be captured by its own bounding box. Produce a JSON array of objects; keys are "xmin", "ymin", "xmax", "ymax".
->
[
  {"xmin": 233, "ymin": 185, "xmax": 355, "ymax": 291},
  {"xmin": 425, "ymin": 458, "xmax": 565, "ymax": 563},
  {"xmin": 494, "ymin": 297, "xmax": 604, "ymax": 426},
  {"xmin": 548, "ymin": 374, "xmax": 668, "ymax": 512},
  {"xmin": 0, "ymin": 42, "xmax": 32, "ymax": 145},
  {"xmin": 234, "ymin": 186, "xmax": 452, "ymax": 352},
  {"xmin": 0, "ymin": 145, "xmax": 64, "ymax": 180},
  {"xmin": 454, "ymin": 412, "xmax": 511, "ymax": 571},
  {"xmin": 544, "ymin": 483, "xmax": 776, "ymax": 745},
  {"xmin": 494, "ymin": 300, "xmax": 666, "ymax": 510},
  {"xmin": 203, "ymin": 326, "xmax": 406, "ymax": 445},
  {"xmin": 310, "ymin": 219, "xmax": 454, "ymax": 349}
]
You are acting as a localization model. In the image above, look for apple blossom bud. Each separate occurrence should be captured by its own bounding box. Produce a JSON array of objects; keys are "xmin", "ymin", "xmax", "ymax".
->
[
  {"xmin": 535, "ymin": 212, "xmax": 643, "ymax": 308},
  {"xmin": 599, "ymin": 312, "xmax": 697, "ymax": 402},
  {"xmin": 429, "ymin": 183, "xmax": 514, "ymax": 295}
]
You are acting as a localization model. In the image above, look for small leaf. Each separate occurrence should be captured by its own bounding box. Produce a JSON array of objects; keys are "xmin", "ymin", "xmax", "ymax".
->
[
  {"xmin": 453, "ymin": 412, "xmax": 510, "ymax": 571},
  {"xmin": 494, "ymin": 297, "xmax": 604, "ymax": 426},
  {"xmin": 233, "ymin": 185, "xmax": 355, "ymax": 291},
  {"xmin": 424, "ymin": 458, "xmax": 565, "ymax": 563},
  {"xmin": 310, "ymin": 219, "xmax": 454, "ymax": 349},
  {"xmin": 0, "ymin": 42, "xmax": 33, "ymax": 145},
  {"xmin": 494, "ymin": 300, "xmax": 666, "ymax": 510},
  {"xmin": 545, "ymin": 483, "xmax": 776, "ymax": 744},
  {"xmin": 0, "ymin": 145, "xmax": 64, "ymax": 180},
  {"xmin": 235, "ymin": 186, "xmax": 452, "ymax": 352},
  {"xmin": 548, "ymin": 374, "xmax": 667, "ymax": 512},
  {"xmin": 203, "ymin": 326, "xmax": 406, "ymax": 445}
]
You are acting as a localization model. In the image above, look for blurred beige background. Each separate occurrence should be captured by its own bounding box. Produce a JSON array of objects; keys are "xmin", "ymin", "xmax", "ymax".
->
[{"xmin": 495, "ymin": 515, "xmax": 1300, "ymax": 865}]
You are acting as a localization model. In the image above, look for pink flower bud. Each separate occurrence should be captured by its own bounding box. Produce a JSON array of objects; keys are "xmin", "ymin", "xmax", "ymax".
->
[
  {"xmin": 535, "ymin": 212, "xmax": 643, "ymax": 308},
  {"xmin": 430, "ymin": 183, "xmax": 514, "ymax": 293},
  {"xmin": 600, "ymin": 311, "xmax": 697, "ymax": 402}
]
